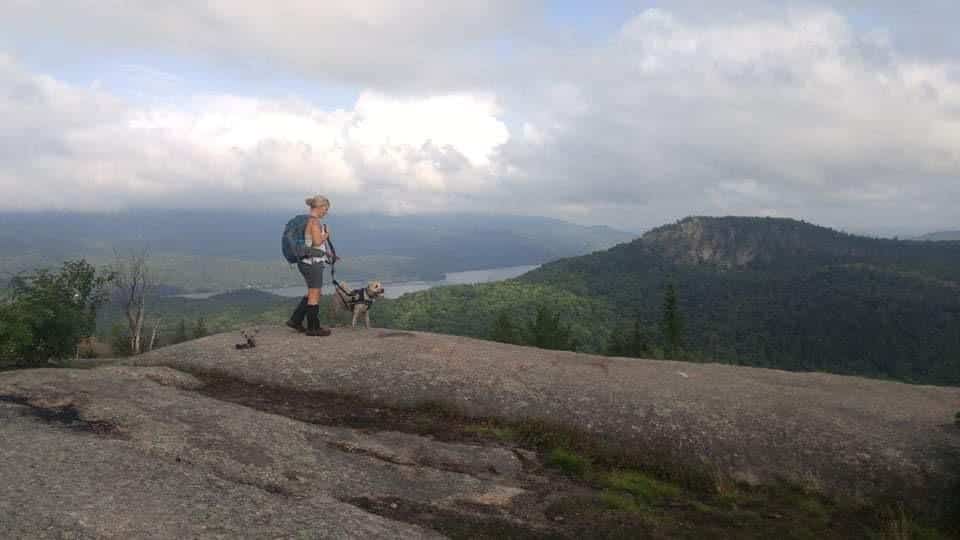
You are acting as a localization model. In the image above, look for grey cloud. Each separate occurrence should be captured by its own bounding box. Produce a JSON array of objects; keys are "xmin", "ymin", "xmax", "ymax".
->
[
  {"xmin": 0, "ymin": 1, "xmax": 542, "ymax": 92},
  {"xmin": 491, "ymin": 7, "xmax": 960, "ymax": 233}
]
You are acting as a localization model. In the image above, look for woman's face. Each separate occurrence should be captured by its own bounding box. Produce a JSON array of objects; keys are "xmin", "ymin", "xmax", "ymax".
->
[{"xmin": 315, "ymin": 205, "xmax": 329, "ymax": 218}]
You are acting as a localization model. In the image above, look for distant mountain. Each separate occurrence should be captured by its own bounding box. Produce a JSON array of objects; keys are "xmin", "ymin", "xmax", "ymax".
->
[
  {"xmin": 0, "ymin": 211, "xmax": 634, "ymax": 290},
  {"xmin": 913, "ymin": 230, "xmax": 960, "ymax": 241}
]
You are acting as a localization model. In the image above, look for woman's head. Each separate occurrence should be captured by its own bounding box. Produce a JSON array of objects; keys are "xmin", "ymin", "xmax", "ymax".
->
[{"xmin": 305, "ymin": 195, "xmax": 330, "ymax": 217}]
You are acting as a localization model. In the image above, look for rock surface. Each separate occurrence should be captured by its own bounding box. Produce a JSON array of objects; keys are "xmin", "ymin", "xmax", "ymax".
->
[
  {"xmin": 2, "ymin": 326, "xmax": 959, "ymax": 538},
  {"xmin": 0, "ymin": 366, "xmax": 457, "ymax": 538},
  {"xmin": 130, "ymin": 326, "xmax": 960, "ymax": 504}
]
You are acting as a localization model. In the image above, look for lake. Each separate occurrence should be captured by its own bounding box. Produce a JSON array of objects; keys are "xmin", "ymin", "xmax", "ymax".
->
[{"xmin": 176, "ymin": 265, "xmax": 539, "ymax": 300}]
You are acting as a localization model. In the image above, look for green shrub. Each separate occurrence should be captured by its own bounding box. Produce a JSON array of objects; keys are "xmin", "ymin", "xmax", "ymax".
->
[{"xmin": 0, "ymin": 260, "xmax": 112, "ymax": 367}]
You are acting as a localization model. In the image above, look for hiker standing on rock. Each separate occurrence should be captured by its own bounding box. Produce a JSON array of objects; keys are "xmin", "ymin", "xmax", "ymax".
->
[{"xmin": 283, "ymin": 195, "xmax": 333, "ymax": 337}]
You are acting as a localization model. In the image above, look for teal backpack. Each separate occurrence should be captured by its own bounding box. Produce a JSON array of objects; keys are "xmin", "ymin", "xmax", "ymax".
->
[{"xmin": 281, "ymin": 215, "xmax": 310, "ymax": 263}]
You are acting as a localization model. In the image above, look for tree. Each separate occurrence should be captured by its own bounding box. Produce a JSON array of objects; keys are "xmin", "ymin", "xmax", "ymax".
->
[
  {"xmin": 606, "ymin": 325, "xmax": 629, "ymax": 356},
  {"xmin": 0, "ymin": 304, "xmax": 34, "ymax": 367},
  {"xmin": 660, "ymin": 283, "xmax": 684, "ymax": 359},
  {"xmin": 0, "ymin": 260, "xmax": 113, "ymax": 367},
  {"xmin": 606, "ymin": 314, "xmax": 653, "ymax": 358},
  {"xmin": 528, "ymin": 305, "xmax": 574, "ymax": 351},
  {"xmin": 490, "ymin": 311, "xmax": 519, "ymax": 345},
  {"xmin": 110, "ymin": 323, "xmax": 132, "ymax": 357},
  {"xmin": 172, "ymin": 319, "xmax": 189, "ymax": 344},
  {"xmin": 147, "ymin": 318, "xmax": 162, "ymax": 352},
  {"xmin": 113, "ymin": 249, "xmax": 152, "ymax": 355},
  {"xmin": 629, "ymin": 318, "xmax": 653, "ymax": 358},
  {"xmin": 193, "ymin": 317, "xmax": 208, "ymax": 339}
]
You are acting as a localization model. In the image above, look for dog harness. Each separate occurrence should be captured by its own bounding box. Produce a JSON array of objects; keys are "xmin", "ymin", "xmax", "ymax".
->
[{"xmin": 333, "ymin": 280, "xmax": 374, "ymax": 308}]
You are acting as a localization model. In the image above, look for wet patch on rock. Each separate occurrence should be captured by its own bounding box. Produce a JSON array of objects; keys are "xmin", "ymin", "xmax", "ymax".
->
[{"xmin": 0, "ymin": 395, "xmax": 121, "ymax": 437}]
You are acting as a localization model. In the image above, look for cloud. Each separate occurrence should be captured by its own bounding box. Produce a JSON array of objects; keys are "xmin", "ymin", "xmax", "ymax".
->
[
  {"xmin": 2, "ymin": 4, "xmax": 960, "ymax": 234},
  {"xmin": 0, "ymin": 0, "xmax": 539, "ymax": 91},
  {"xmin": 495, "ymin": 8, "xmax": 960, "ymax": 231},
  {"xmin": 0, "ymin": 54, "xmax": 510, "ymax": 213}
]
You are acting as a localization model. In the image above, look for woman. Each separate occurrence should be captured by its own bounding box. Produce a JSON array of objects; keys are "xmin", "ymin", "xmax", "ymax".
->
[{"xmin": 286, "ymin": 195, "xmax": 332, "ymax": 336}]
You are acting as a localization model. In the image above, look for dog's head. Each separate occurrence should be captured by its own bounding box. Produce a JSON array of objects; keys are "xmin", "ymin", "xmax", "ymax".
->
[{"xmin": 366, "ymin": 281, "xmax": 385, "ymax": 299}]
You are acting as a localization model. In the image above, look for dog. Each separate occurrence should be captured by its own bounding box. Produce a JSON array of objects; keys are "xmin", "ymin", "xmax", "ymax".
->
[
  {"xmin": 330, "ymin": 280, "xmax": 385, "ymax": 328},
  {"xmin": 235, "ymin": 327, "xmax": 259, "ymax": 349}
]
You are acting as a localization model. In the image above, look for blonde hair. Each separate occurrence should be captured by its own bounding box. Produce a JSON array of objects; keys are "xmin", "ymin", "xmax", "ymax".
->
[{"xmin": 305, "ymin": 195, "xmax": 330, "ymax": 209}]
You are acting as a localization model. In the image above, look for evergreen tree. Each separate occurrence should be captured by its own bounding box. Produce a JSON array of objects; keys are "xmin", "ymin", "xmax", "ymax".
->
[
  {"xmin": 173, "ymin": 319, "xmax": 189, "ymax": 344},
  {"xmin": 660, "ymin": 283, "xmax": 684, "ymax": 359},
  {"xmin": 193, "ymin": 317, "xmax": 208, "ymax": 339},
  {"xmin": 528, "ymin": 305, "xmax": 574, "ymax": 351},
  {"xmin": 606, "ymin": 315, "xmax": 653, "ymax": 358},
  {"xmin": 490, "ymin": 311, "xmax": 518, "ymax": 344},
  {"xmin": 605, "ymin": 325, "xmax": 629, "ymax": 356},
  {"xmin": 630, "ymin": 318, "xmax": 653, "ymax": 358}
]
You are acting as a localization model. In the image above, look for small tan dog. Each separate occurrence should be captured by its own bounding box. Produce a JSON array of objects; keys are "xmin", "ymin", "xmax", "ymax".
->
[{"xmin": 330, "ymin": 280, "xmax": 386, "ymax": 328}]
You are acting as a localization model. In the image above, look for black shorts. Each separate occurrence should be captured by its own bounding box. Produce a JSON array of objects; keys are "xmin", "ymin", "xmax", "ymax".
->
[{"xmin": 297, "ymin": 261, "xmax": 325, "ymax": 289}]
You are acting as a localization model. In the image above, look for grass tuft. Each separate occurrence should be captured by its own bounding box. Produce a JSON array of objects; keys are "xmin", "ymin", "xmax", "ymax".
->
[
  {"xmin": 548, "ymin": 448, "xmax": 592, "ymax": 479},
  {"xmin": 463, "ymin": 423, "xmax": 516, "ymax": 441},
  {"xmin": 602, "ymin": 470, "xmax": 681, "ymax": 504},
  {"xmin": 600, "ymin": 490, "xmax": 645, "ymax": 513}
]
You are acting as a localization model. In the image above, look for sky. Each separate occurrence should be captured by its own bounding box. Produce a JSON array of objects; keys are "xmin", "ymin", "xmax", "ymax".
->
[{"xmin": 1, "ymin": 1, "xmax": 958, "ymax": 235}]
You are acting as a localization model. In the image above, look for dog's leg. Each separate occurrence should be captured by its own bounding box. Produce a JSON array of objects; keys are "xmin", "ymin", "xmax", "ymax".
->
[
  {"xmin": 351, "ymin": 307, "xmax": 359, "ymax": 328},
  {"xmin": 364, "ymin": 311, "xmax": 371, "ymax": 329}
]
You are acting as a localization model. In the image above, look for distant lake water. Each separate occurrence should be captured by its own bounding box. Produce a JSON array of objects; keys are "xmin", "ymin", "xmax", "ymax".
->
[{"xmin": 176, "ymin": 265, "xmax": 539, "ymax": 300}]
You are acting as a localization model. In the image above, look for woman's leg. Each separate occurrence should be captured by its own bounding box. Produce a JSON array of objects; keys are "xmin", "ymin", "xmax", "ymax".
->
[
  {"xmin": 298, "ymin": 261, "xmax": 330, "ymax": 336},
  {"xmin": 286, "ymin": 296, "xmax": 309, "ymax": 331},
  {"xmin": 304, "ymin": 289, "xmax": 329, "ymax": 335}
]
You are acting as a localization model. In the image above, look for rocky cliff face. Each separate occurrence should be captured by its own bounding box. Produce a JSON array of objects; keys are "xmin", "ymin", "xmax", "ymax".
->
[
  {"xmin": 639, "ymin": 216, "xmax": 862, "ymax": 268},
  {"xmin": 642, "ymin": 217, "xmax": 759, "ymax": 267},
  {"xmin": 2, "ymin": 327, "xmax": 958, "ymax": 538}
]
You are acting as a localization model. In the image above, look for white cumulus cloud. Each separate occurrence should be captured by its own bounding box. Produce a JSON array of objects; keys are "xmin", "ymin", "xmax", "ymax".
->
[{"xmin": 0, "ymin": 55, "xmax": 511, "ymax": 212}]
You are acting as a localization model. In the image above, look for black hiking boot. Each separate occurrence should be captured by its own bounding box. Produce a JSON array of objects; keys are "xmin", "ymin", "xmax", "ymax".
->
[
  {"xmin": 305, "ymin": 305, "xmax": 331, "ymax": 337},
  {"xmin": 286, "ymin": 296, "xmax": 308, "ymax": 332}
]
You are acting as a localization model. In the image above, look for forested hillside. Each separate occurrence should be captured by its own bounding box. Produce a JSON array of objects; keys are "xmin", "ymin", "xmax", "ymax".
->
[{"xmin": 380, "ymin": 217, "xmax": 960, "ymax": 386}]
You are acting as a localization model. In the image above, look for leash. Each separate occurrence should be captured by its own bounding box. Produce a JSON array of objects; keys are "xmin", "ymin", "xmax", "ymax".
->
[
  {"xmin": 326, "ymin": 233, "xmax": 338, "ymax": 283},
  {"xmin": 326, "ymin": 233, "xmax": 363, "ymax": 305},
  {"xmin": 323, "ymin": 229, "xmax": 372, "ymax": 308}
]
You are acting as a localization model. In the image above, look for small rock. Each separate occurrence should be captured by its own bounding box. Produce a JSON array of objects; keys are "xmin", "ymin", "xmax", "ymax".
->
[{"xmin": 390, "ymin": 503, "xmax": 398, "ymax": 509}]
